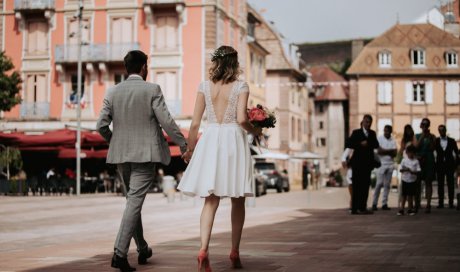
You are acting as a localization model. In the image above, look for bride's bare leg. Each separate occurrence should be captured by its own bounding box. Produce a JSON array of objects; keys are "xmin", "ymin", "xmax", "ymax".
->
[
  {"xmin": 231, "ymin": 197, "xmax": 246, "ymax": 251},
  {"xmin": 200, "ymin": 194, "xmax": 220, "ymax": 251}
]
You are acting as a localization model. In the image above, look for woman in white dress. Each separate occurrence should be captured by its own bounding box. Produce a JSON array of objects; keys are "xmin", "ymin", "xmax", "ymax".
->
[{"xmin": 178, "ymin": 46, "xmax": 262, "ymax": 272}]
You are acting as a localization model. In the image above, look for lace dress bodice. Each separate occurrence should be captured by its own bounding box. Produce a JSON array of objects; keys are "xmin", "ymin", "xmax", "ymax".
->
[{"xmin": 199, "ymin": 80, "xmax": 249, "ymax": 124}]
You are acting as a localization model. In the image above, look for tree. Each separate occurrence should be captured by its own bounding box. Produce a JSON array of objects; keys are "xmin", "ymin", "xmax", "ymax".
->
[
  {"xmin": 0, "ymin": 146, "xmax": 23, "ymax": 180},
  {"xmin": 0, "ymin": 51, "xmax": 22, "ymax": 112}
]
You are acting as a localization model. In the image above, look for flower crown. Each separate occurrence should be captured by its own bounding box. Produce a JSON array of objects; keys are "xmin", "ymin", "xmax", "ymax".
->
[{"xmin": 211, "ymin": 49, "xmax": 237, "ymax": 62}]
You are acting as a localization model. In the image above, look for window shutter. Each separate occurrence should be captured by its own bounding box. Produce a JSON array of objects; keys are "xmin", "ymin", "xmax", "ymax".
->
[
  {"xmin": 426, "ymin": 81, "xmax": 433, "ymax": 104},
  {"xmin": 377, "ymin": 82, "xmax": 385, "ymax": 103},
  {"xmin": 405, "ymin": 81, "xmax": 413, "ymax": 104},
  {"xmin": 446, "ymin": 80, "xmax": 460, "ymax": 104},
  {"xmin": 385, "ymin": 81, "xmax": 392, "ymax": 103},
  {"xmin": 447, "ymin": 119, "xmax": 460, "ymax": 141}
]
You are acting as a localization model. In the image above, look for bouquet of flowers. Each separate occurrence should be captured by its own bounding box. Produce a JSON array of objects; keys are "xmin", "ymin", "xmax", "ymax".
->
[
  {"xmin": 247, "ymin": 104, "xmax": 276, "ymax": 147},
  {"xmin": 247, "ymin": 104, "xmax": 276, "ymax": 129}
]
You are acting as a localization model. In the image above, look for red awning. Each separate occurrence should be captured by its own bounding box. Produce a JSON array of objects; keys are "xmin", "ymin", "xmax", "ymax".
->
[{"xmin": 57, "ymin": 148, "xmax": 108, "ymax": 159}]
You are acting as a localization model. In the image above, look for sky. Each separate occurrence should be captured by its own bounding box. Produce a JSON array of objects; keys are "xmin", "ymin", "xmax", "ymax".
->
[{"xmin": 248, "ymin": 0, "xmax": 441, "ymax": 44}]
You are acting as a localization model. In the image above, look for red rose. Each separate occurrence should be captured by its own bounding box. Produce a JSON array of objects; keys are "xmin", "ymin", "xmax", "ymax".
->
[{"xmin": 249, "ymin": 108, "xmax": 267, "ymax": 122}]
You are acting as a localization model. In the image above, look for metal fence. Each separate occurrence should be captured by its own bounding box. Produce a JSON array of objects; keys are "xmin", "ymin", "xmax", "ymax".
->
[
  {"xmin": 20, "ymin": 102, "xmax": 50, "ymax": 119},
  {"xmin": 14, "ymin": 0, "xmax": 55, "ymax": 10},
  {"xmin": 55, "ymin": 43, "xmax": 140, "ymax": 63}
]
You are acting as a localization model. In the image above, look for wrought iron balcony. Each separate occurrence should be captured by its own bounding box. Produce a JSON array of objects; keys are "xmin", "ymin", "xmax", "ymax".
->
[
  {"xmin": 55, "ymin": 43, "xmax": 140, "ymax": 63},
  {"xmin": 143, "ymin": 0, "xmax": 185, "ymax": 5},
  {"xmin": 20, "ymin": 102, "xmax": 50, "ymax": 119},
  {"xmin": 14, "ymin": 0, "xmax": 55, "ymax": 11}
]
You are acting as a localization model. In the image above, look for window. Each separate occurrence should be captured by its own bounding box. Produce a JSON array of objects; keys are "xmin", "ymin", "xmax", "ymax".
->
[
  {"xmin": 412, "ymin": 118, "xmax": 422, "ymax": 134},
  {"xmin": 27, "ymin": 21, "xmax": 48, "ymax": 55},
  {"xmin": 412, "ymin": 82, "xmax": 425, "ymax": 103},
  {"xmin": 378, "ymin": 51, "xmax": 391, "ymax": 67},
  {"xmin": 217, "ymin": 15, "xmax": 224, "ymax": 46},
  {"xmin": 446, "ymin": 119, "xmax": 460, "ymax": 140},
  {"xmin": 411, "ymin": 49, "xmax": 425, "ymax": 67},
  {"xmin": 291, "ymin": 90, "xmax": 296, "ymax": 104},
  {"xmin": 155, "ymin": 70, "xmax": 180, "ymax": 115},
  {"xmin": 68, "ymin": 18, "xmax": 90, "ymax": 45},
  {"xmin": 320, "ymin": 138, "xmax": 326, "ymax": 146},
  {"xmin": 154, "ymin": 14, "xmax": 178, "ymax": 51},
  {"xmin": 377, "ymin": 81, "xmax": 392, "ymax": 104},
  {"xmin": 70, "ymin": 74, "xmax": 85, "ymax": 104},
  {"xmin": 319, "ymin": 104, "xmax": 324, "ymax": 113},
  {"xmin": 405, "ymin": 81, "xmax": 433, "ymax": 104},
  {"xmin": 319, "ymin": 121, "xmax": 324, "ymax": 130},
  {"xmin": 446, "ymin": 51, "xmax": 458, "ymax": 67},
  {"xmin": 291, "ymin": 117, "xmax": 295, "ymax": 141},
  {"xmin": 377, "ymin": 119, "xmax": 392, "ymax": 136},
  {"xmin": 112, "ymin": 17, "xmax": 133, "ymax": 43},
  {"xmin": 25, "ymin": 74, "xmax": 47, "ymax": 103},
  {"xmin": 446, "ymin": 80, "xmax": 460, "ymax": 104}
]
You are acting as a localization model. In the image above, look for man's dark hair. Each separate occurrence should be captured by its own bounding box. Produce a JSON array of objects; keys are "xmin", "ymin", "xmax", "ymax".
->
[
  {"xmin": 384, "ymin": 125, "xmax": 393, "ymax": 133},
  {"xmin": 124, "ymin": 50, "xmax": 148, "ymax": 74},
  {"xmin": 363, "ymin": 114, "xmax": 373, "ymax": 122},
  {"xmin": 438, "ymin": 124, "xmax": 446, "ymax": 130},
  {"xmin": 421, "ymin": 117, "xmax": 431, "ymax": 127}
]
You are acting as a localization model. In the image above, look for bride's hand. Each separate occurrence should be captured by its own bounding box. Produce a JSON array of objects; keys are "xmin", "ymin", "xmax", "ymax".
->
[
  {"xmin": 253, "ymin": 127, "xmax": 263, "ymax": 137},
  {"xmin": 182, "ymin": 150, "xmax": 193, "ymax": 163}
]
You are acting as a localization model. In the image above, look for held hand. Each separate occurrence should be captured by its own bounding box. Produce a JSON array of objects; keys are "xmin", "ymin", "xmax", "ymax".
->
[
  {"xmin": 360, "ymin": 140, "xmax": 368, "ymax": 147},
  {"xmin": 341, "ymin": 161, "xmax": 348, "ymax": 168},
  {"xmin": 181, "ymin": 150, "xmax": 193, "ymax": 164},
  {"xmin": 253, "ymin": 127, "xmax": 263, "ymax": 137}
]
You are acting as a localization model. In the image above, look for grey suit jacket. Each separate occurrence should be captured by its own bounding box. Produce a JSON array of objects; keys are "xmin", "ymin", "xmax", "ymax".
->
[{"xmin": 96, "ymin": 76, "xmax": 187, "ymax": 165}]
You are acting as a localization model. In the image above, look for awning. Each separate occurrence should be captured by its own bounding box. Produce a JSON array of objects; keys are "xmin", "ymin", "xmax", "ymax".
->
[
  {"xmin": 290, "ymin": 151, "xmax": 324, "ymax": 160},
  {"xmin": 253, "ymin": 152, "xmax": 290, "ymax": 160},
  {"xmin": 57, "ymin": 148, "xmax": 108, "ymax": 159}
]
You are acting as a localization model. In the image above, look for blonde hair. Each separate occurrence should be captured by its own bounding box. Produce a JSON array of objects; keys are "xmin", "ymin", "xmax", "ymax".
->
[{"xmin": 209, "ymin": 45, "xmax": 240, "ymax": 84}]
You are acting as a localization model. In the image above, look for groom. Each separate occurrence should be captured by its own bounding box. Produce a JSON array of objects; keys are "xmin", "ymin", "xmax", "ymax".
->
[{"xmin": 97, "ymin": 50, "xmax": 187, "ymax": 271}]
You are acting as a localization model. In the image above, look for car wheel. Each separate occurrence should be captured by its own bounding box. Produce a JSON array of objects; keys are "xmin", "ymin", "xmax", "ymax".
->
[
  {"xmin": 284, "ymin": 186, "xmax": 290, "ymax": 192},
  {"xmin": 276, "ymin": 183, "xmax": 283, "ymax": 193}
]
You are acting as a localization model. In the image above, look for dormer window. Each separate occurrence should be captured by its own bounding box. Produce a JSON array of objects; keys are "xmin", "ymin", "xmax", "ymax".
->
[
  {"xmin": 446, "ymin": 51, "xmax": 458, "ymax": 67},
  {"xmin": 378, "ymin": 51, "xmax": 391, "ymax": 68},
  {"xmin": 411, "ymin": 48, "xmax": 425, "ymax": 67}
]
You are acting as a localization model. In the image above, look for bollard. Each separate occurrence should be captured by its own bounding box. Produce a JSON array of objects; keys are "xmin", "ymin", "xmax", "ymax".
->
[{"xmin": 162, "ymin": 176, "xmax": 176, "ymax": 203}]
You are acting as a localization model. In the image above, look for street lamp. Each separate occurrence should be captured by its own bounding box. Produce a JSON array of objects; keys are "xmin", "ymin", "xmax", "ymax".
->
[{"xmin": 75, "ymin": 0, "xmax": 83, "ymax": 196}]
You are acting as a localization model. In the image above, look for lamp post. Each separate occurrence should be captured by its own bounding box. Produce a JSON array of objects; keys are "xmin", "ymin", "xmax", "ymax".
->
[{"xmin": 76, "ymin": 0, "xmax": 83, "ymax": 196}]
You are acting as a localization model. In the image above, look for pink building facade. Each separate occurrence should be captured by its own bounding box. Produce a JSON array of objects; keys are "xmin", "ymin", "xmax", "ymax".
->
[{"xmin": 1, "ymin": 0, "xmax": 247, "ymax": 131}]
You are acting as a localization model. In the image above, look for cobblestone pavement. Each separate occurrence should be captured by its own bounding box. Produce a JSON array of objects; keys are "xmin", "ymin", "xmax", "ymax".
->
[{"xmin": 1, "ymin": 188, "xmax": 459, "ymax": 271}]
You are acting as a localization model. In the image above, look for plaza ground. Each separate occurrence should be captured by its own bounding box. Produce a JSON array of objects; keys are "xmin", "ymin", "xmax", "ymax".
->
[{"xmin": 1, "ymin": 187, "xmax": 459, "ymax": 271}]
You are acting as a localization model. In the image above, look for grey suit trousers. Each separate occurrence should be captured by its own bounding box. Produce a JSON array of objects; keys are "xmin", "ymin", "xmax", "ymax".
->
[{"xmin": 114, "ymin": 162, "xmax": 156, "ymax": 257}]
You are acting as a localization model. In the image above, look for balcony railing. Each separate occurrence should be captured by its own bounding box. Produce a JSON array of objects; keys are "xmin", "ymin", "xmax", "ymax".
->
[
  {"xmin": 143, "ymin": 0, "xmax": 185, "ymax": 4},
  {"xmin": 14, "ymin": 0, "xmax": 55, "ymax": 10},
  {"xmin": 20, "ymin": 102, "xmax": 50, "ymax": 119},
  {"xmin": 55, "ymin": 43, "xmax": 140, "ymax": 63},
  {"xmin": 165, "ymin": 99, "xmax": 182, "ymax": 117}
]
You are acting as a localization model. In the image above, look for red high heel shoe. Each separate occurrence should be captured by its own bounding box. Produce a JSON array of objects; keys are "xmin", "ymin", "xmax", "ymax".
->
[
  {"xmin": 229, "ymin": 249, "xmax": 243, "ymax": 269},
  {"xmin": 197, "ymin": 249, "xmax": 212, "ymax": 272}
]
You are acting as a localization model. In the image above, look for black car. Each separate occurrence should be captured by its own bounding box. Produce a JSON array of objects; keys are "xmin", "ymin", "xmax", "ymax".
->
[
  {"xmin": 254, "ymin": 162, "xmax": 289, "ymax": 193},
  {"xmin": 254, "ymin": 173, "xmax": 267, "ymax": 197}
]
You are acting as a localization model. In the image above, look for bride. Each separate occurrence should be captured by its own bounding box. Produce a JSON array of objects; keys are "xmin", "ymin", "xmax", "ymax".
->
[{"xmin": 178, "ymin": 45, "xmax": 262, "ymax": 271}]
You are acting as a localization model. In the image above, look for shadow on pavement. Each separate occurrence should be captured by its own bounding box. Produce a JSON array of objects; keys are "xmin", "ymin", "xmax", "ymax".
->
[{"xmin": 24, "ymin": 208, "xmax": 460, "ymax": 272}]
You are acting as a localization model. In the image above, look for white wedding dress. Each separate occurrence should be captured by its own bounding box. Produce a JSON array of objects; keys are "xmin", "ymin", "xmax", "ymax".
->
[{"xmin": 177, "ymin": 80, "xmax": 254, "ymax": 198}]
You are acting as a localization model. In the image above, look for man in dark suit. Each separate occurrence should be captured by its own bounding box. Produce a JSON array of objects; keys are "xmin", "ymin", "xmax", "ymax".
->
[
  {"xmin": 348, "ymin": 115, "xmax": 380, "ymax": 214},
  {"xmin": 435, "ymin": 125, "xmax": 459, "ymax": 209}
]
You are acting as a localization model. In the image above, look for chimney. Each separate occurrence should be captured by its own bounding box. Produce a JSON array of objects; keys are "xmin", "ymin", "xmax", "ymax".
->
[{"xmin": 351, "ymin": 39, "xmax": 364, "ymax": 61}]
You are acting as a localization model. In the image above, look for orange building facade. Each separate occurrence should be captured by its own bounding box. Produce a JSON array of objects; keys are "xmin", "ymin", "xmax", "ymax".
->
[{"xmin": 1, "ymin": 0, "xmax": 248, "ymax": 131}]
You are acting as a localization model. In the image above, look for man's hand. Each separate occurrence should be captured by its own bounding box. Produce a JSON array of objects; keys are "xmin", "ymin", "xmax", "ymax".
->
[
  {"xmin": 360, "ymin": 140, "xmax": 368, "ymax": 147},
  {"xmin": 341, "ymin": 161, "xmax": 348, "ymax": 168}
]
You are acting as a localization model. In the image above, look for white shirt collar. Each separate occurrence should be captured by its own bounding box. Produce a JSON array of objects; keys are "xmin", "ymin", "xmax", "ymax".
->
[{"xmin": 128, "ymin": 74, "xmax": 143, "ymax": 79}]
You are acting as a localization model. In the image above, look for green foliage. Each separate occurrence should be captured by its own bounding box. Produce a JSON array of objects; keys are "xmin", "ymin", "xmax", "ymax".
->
[
  {"xmin": 0, "ymin": 51, "xmax": 22, "ymax": 112},
  {"xmin": 0, "ymin": 147, "xmax": 23, "ymax": 173},
  {"xmin": 328, "ymin": 58, "xmax": 352, "ymax": 79}
]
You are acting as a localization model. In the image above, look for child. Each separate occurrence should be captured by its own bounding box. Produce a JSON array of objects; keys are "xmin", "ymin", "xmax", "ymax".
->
[{"xmin": 398, "ymin": 145, "xmax": 421, "ymax": 216}]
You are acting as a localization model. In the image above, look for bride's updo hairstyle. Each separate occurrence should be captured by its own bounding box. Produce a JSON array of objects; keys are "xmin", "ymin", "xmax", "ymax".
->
[{"xmin": 209, "ymin": 45, "xmax": 240, "ymax": 84}]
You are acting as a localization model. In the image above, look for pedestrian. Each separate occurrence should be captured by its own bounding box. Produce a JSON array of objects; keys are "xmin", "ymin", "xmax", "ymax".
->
[
  {"xmin": 372, "ymin": 125, "xmax": 397, "ymax": 211},
  {"xmin": 397, "ymin": 124, "xmax": 416, "ymax": 210},
  {"xmin": 414, "ymin": 118, "xmax": 436, "ymax": 213},
  {"xmin": 96, "ymin": 50, "xmax": 188, "ymax": 271},
  {"xmin": 348, "ymin": 114, "xmax": 380, "ymax": 214},
  {"xmin": 341, "ymin": 147, "xmax": 353, "ymax": 211},
  {"xmin": 435, "ymin": 124, "xmax": 459, "ymax": 209},
  {"xmin": 178, "ymin": 46, "xmax": 262, "ymax": 271},
  {"xmin": 398, "ymin": 145, "xmax": 421, "ymax": 216},
  {"xmin": 100, "ymin": 170, "xmax": 112, "ymax": 193}
]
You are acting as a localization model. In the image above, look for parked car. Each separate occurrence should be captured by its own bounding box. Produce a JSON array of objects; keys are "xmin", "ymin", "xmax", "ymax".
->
[
  {"xmin": 254, "ymin": 173, "xmax": 267, "ymax": 197},
  {"xmin": 254, "ymin": 162, "xmax": 287, "ymax": 193}
]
